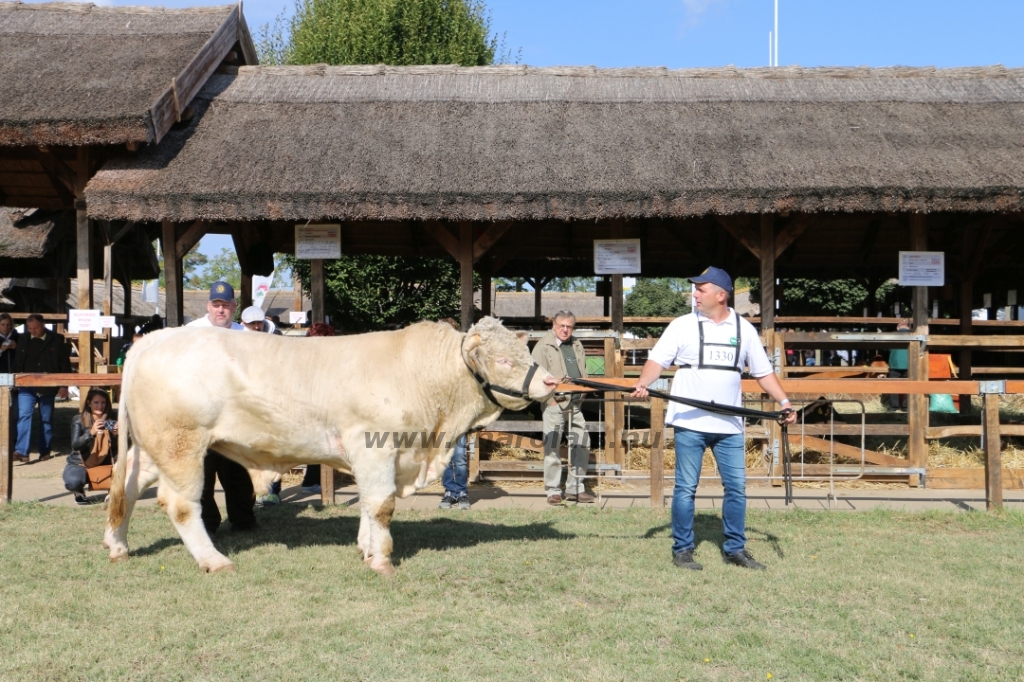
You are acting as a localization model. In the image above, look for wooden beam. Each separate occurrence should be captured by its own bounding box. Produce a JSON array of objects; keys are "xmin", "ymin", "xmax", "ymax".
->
[
  {"xmin": 235, "ymin": 10, "xmax": 259, "ymax": 66},
  {"xmin": 424, "ymin": 222, "xmax": 460, "ymax": 261},
  {"xmin": 773, "ymin": 218, "xmax": 810, "ymax": 259},
  {"xmin": 31, "ymin": 148, "xmax": 77, "ymax": 196},
  {"xmin": 716, "ymin": 216, "xmax": 761, "ymax": 259},
  {"xmin": 959, "ymin": 278, "xmax": 973, "ymax": 415},
  {"xmin": 788, "ymin": 435, "xmax": 908, "ymax": 467},
  {"xmin": 150, "ymin": 5, "xmax": 241, "ymax": 144},
  {"xmin": 460, "ymin": 224, "xmax": 474, "ymax": 331},
  {"xmin": 75, "ymin": 147, "xmax": 93, "ymax": 376},
  {"xmin": 161, "ymin": 220, "xmax": 182, "ymax": 327},
  {"xmin": 760, "ymin": 215, "xmax": 775, "ymax": 332},
  {"xmin": 473, "ymin": 222, "xmax": 513, "ymax": 261},
  {"xmin": 110, "ymin": 221, "xmax": 137, "ymax": 246},
  {"xmin": 983, "ymin": 392, "xmax": 1002, "ymax": 510},
  {"xmin": 480, "ymin": 270, "xmax": 492, "ymax": 317},
  {"xmin": 175, "ymin": 220, "xmax": 209, "ymax": 260}
]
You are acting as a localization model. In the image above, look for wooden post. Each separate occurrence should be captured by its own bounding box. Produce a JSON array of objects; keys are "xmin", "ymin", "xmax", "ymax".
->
[
  {"xmin": 534, "ymin": 280, "xmax": 543, "ymax": 319},
  {"xmin": 603, "ymin": 337, "xmax": 625, "ymax": 468},
  {"xmin": 611, "ymin": 275, "xmax": 624, "ymax": 335},
  {"xmin": 310, "ymin": 257, "xmax": 332, "ymax": 503},
  {"xmin": 76, "ymin": 199, "xmax": 93, "ymax": 374},
  {"xmin": 240, "ymin": 272, "xmax": 253, "ymax": 311},
  {"xmin": 310, "ymin": 260, "xmax": 325, "ymax": 324},
  {"xmin": 760, "ymin": 215, "xmax": 775, "ymax": 334},
  {"xmin": 0, "ymin": 385, "xmax": 13, "ymax": 503},
  {"xmin": 460, "ymin": 224, "xmax": 474, "ymax": 332},
  {"xmin": 602, "ymin": 276, "xmax": 610, "ymax": 317},
  {"xmin": 649, "ymin": 396, "xmax": 666, "ymax": 508},
  {"xmin": 983, "ymin": 392, "xmax": 1002, "ymax": 510},
  {"xmin": 293, "ymin": 271, "xmax": 303, "ymax": 315},
  {"xmin": 907, "ymin": 216, "xmax": 930, "ymax": 478},
  {"xmin": 102, "ymin": 237, "xmax": 113, "ymax": 366},
  {"xmin": 120, "ymin": 278, "xmax": 132, "ymax": 317},
  {"xmin": 161, "ymin": 220, "xmax": 182, "ymax": 327},
  {"xmin": 480, "ymin": 270, "xmax": 492, "ymax": 317},
  {"xmin": 959, "ymin": 279, "xmax": 973, "ymax": 415}
]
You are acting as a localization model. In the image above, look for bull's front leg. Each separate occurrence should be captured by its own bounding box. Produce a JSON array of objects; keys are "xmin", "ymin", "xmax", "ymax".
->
[{"xmin": 352, "ymin": 453, "xmax": 398, "ymax": 576}]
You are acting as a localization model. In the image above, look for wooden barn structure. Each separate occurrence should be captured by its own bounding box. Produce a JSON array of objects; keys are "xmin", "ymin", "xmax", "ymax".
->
[
  {"xmin": 78, "ymin": 63, "xmax": 1024, "ymax": 500},
  {"xmin": 0, "ymin": 1, "xmax": 256, "ymax": 368}
]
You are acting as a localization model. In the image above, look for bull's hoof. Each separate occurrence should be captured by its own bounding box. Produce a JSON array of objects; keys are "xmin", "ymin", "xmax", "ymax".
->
[
  {"xmin": 370, "ymin": 561, "xmax": 396, "ymax": 577},
  {"xmin": 201, "ymin": 559, "xmax": 236, "ymax": 574},
  {"xmin": 108, "ymin": 548, "xmax": 129, "ymax": 563}
]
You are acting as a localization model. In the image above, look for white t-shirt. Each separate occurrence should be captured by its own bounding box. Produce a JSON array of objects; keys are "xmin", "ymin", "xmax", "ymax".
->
[
  {"xmin": 186, "ymin": 315, "xmax": 244, "ymax": 331},
  {"xmin": 648, "ymin": 309, "xmax": 774, "ymax": 435}
]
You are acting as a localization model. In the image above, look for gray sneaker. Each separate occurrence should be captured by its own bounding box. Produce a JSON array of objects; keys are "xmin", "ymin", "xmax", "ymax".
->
[
  {"xmin": 438, "ymin": 492, "xmax": 457, "ymax": 509},
  {"xmin": 456, "ymin": 493, "xmax": 471, "ymax": 510}
]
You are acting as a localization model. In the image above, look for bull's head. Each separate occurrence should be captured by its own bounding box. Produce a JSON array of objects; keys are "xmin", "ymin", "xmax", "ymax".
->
[{"xmin": 462, "ymin": 317, "xmax": 557, "ymax": 410}]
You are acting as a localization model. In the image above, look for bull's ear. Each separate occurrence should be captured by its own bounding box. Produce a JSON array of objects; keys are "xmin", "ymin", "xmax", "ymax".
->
[
  {"xmin": 515, "ymin": 331, "xmax": 529, "ymax": 345},
  {"xmin": 464, "ymin": 334, "xmax": 482, "ymax": 369}
]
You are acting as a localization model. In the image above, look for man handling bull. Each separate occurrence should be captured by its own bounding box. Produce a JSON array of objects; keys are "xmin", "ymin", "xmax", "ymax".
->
[
  {"xmin": 186, "ymin": 282, "xmax": 258, "ymax": 533},
  {"xmin": 532, "ymin": 310, "xmax": 593, "ymax": 505},
  {"xmin": 630, "ymin": 267, "xmax": 796, "ymax": 571}
]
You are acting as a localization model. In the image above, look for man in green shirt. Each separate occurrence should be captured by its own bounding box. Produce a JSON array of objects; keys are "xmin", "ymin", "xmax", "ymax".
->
[{"xmin": 531, "ymin": 311, "xmax": 592, "ymax": 505}]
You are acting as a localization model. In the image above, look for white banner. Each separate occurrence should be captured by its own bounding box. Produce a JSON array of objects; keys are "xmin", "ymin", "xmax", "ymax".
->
[{"xmin": 252, "ymin": 274, "xmax": 274, "ymax": 310}]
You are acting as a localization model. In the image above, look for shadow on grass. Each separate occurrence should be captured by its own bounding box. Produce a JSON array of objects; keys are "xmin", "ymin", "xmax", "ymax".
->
[
  {"xmin": 641, "ymin": 515, "xmax": 785, "ymax": 558},
  {"xmin": 130, "ymin": 504, "xmax": 573, "ymax": 566}
]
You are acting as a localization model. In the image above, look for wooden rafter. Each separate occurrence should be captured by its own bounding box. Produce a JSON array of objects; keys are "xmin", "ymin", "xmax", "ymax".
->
[
  {"xmin": 176, "ymin": 220, "xmax": 209, "ymax": 260},
  {"xmin": 473, "ymin": 222, "xmax": 513, "ymax": 261},
  {"xmin": 773, "ymin": 218, "xmax": 810, "ymax": 259},
  {"xmin": 715, "ymin": 216, "xmax": 761, "ymax": 259},
  {"xmin": 423, "ymin": 221, "xmax": 460, "ymax": 260}
]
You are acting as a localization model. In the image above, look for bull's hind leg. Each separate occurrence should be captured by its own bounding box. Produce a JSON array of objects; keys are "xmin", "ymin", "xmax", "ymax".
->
[
  {"xmin": 159, "ymin": 482, "xmax": 235, "ymax": 573},
  {"xmin": 105, "ymin": 444, "xmax": 160, "ymax": 561},
  {"xmin": 352, "ymin": 455, "xmax": 398, "ymax": 576}
]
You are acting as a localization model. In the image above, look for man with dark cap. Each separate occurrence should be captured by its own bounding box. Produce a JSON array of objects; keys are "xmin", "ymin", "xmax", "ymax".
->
[
  {"xmin": 632, "ymin": 267, "xmax": 796, "ymax": 571},
  {"xmin": 186, "ymin": 282, "xmax": 256, "ymax": 532}
]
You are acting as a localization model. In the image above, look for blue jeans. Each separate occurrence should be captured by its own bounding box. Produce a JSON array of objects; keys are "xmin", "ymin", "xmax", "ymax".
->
[
  {"xmin": 442, "ymin": 435, "xmax": 468, "ymax": 496},
  {"xmin": 16, "ymin": 390, "xmax": 55, "ymax": 457},
  {"xmin": 672, "ymin": 427, "xmax": 747, "ymax": 556}
]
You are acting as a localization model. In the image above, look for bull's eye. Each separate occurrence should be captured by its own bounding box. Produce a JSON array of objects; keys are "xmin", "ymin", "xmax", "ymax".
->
[{"xmin": 498, "ymin": 358, "xmax": 513, "ymax": 368}]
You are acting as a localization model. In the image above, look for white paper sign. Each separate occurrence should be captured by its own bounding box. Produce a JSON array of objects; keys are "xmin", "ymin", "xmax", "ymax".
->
[
  {"xmin": 295, "ymin": 224, "xmax": 341, "ymax": 259},
  {"xmin": 898, "ymin": 251, "xmax": 944, "ymax": 286},
  {"xmin": 594, "ymin": 239, "xmax": 641, "ymax": 275},
  {"xmin": 98, "ymin": 316, "xmax": 117, "ymax": 330},
  {"xmin": 68, "ymin": 309, "xmax": 101, "ymax": 333},
  {"xmin": 142, "ymin": 280, "xmax": 159, "ymax": 303},
  {"xmin": 252, "ymin": 274, "xmax": 274, "ymax": 309},
  {"xmin": 289, "ymin": 311, "xmax": 307, "ymax": 325}
]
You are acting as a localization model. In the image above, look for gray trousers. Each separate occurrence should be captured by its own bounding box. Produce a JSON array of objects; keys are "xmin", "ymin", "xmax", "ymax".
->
[{"xmin": 542, "ymin": 403, "xmax": 590, "ymax": 496}]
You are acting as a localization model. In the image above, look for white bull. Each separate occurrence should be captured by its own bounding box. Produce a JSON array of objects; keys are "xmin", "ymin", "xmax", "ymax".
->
[{"xmin": 104, "ymin": 317, "xmax": 557, "ymax": 575}]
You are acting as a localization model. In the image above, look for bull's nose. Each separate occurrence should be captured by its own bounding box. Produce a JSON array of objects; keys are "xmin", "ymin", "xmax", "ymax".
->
[{"xmin": 543, "ymin": 375, "xmax": 558, "ymax": 387}]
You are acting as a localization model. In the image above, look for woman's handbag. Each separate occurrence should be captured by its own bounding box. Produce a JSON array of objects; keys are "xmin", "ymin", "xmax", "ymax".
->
[{"xmin": 86, "ymin": 464, "xmax": 113, "ymax": 490}]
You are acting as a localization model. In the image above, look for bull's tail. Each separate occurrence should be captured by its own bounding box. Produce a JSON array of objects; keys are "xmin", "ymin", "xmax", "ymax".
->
[{"xmin": 107, "ymin": 368, "xmax": 131, "ymax": 529}]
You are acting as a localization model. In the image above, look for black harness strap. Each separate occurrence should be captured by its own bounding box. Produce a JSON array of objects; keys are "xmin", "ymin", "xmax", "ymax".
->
[
  {"xmin": 463, "ymin": 343, "xmax": 541, "ymax": 406},
  {"xmin": 564, "ymin": 377, "xmax": 830, "ymax": 506}
]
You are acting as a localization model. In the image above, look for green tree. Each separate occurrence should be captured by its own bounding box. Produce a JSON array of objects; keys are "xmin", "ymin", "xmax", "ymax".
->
[
  {"xmin": 259, "ymin": 0, "xmax": 514, "ymax": 330},
  {"xmin": 258, "ymin": 0, "xmax": 513, "ymax": 66},
  {"xmin": 546, "ymin": 277, "xmax": 596, "ymax": 293},
  {"xmin": 747, "ymin": 278, "xmax": 901, "ymax": 317},
  {"xmin": 623, "ymin": 279, "xmax": 691, "ymax": 338},
  {"xmin": 289, "ymin": 255, "xmax": 465, "ymax": 332}
]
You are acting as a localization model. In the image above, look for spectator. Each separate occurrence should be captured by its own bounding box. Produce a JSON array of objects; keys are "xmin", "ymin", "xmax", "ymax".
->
[
  {"xmin": 0, "ymin": 313, "xmax": 18, "ymax": 373},
  {"xmin": 531, "ymin": 310, "xmax": 594, "ymax": 505},
  {"xmin": 438, "ymin": 434, "xmax": 471, "ymax": 510},
  {"xmin": 63, "ymin": 388, "xmax": 118, "ymax": 505},
  {"xmin": 241, "ymin": 306, "xmax": 282, "ymax": 335},
  {"xmin": 187, "ymin": 282, "xmax": 259, "ymax": 533},
  {"xmin": 888, "ymin": 320, "xmax": 911, "ymax": 410},
  {"xmin": 12, "ymin": 314, "xmax": 70, "ymax": 463},
  {"xmin": 298, "ymin": 322, "xmax": 336, "ymax": 494}
]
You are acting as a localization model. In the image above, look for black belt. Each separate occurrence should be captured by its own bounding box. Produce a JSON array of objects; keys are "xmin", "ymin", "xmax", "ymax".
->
[{"xmin": 563, "ymin": 377, "xmax": 830, "ymax": 505}]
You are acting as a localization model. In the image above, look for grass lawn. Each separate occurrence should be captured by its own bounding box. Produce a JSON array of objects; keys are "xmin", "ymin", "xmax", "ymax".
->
[{"xmin": 1, "ymin": 504, "xmax": 1022, "ymax": 682}]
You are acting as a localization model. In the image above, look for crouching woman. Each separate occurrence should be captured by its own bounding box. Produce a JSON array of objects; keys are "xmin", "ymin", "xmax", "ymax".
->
[{"xmin": 64, "ymin": 388, "xmax": 118, "ymax": 505}]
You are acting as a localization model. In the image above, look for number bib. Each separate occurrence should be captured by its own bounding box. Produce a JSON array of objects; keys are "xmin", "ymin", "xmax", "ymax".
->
[{"xmin": 677, "ymin": 311, "xmax": 743, "ymax": 374}]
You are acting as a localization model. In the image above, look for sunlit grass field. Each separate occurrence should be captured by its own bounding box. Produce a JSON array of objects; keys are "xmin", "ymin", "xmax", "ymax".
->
[{"xmin": 1, "ymin": 502, "xmax": 1022, "ymax": 681}]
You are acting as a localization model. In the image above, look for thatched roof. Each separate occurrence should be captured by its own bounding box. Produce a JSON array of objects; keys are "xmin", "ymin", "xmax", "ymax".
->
[
  {"xmin": 0, "ymin": 207, "xmax": 66, "ymax": 259},
  {"xmin": 86, "ymin": 64, "xmax": 1024, "ymax": 222},
  {"xmin": 0, "ymin": 2, "xmax": 255, "ymax": 146}
]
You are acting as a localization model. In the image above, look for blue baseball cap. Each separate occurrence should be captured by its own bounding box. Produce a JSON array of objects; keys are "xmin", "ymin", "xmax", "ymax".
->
[
  {"xmin": 209, "ymin": 281, "xmax": 235, "ymax": 301},
  {"xmin": 689, "ymin": 266, "xmax": 733, "ymax": 292}
]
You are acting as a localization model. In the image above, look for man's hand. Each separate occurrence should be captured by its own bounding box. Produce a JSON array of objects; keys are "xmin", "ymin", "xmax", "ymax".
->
[
  {"xmin": 780, "ymin": 407, "xmax": 797, "ymax": 425},
  {"xmin": 57, "ymin": 387, "xmax": 68, "ymax": 400},
  {"xmin": 630, "ymin": 384, "xmax": 649, "ymax": 399}
]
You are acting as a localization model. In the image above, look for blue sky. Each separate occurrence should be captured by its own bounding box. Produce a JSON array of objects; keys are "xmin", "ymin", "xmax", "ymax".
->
[{"xmin": 41, "ymin": 0, "xmax": 1024, "ymax": 260}]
